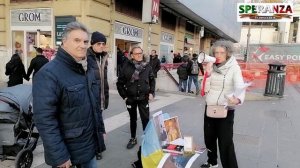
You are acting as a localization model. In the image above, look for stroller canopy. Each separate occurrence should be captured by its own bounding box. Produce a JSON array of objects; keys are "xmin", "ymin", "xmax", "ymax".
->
[{"xmin": 0, "ymin": 84, "xmax": 32, "ymax": 114}]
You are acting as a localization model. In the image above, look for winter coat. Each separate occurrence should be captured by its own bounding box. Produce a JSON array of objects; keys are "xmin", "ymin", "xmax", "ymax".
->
[
  {"xmin": 177, "ymin": 63, "xmax": 188, "ymax": 80},
  {"xmin": 149, "ymin": 55, "xmax": 161, "ymax": 78},
  {"xmin": 33, "ymin": 47, "xmax": 105, "ymax": 167},
  {"xmin": 116, "ymin": 60, "xmax": 155, "ymax": 100},
  {"xmin": 204, "ymin": 56, "xmax": 245, "ymax": 107},
  {"xmin": 173, "ymin": 55, "xmax": 182, "ymax": 63},
  {"xmin": 87, "ymin": 47, "xmax": 109, "ymax": 110},
  {"xmin": 117, "ymin": 50, "xmax": 127, "ymax": 67},
  {"xmin": 26, "ymin": 55, "xmax": 49, "ymax": 79},
  {"xmin": 5, "ymin": 54, "xmax": 26, "ymax": 87}
]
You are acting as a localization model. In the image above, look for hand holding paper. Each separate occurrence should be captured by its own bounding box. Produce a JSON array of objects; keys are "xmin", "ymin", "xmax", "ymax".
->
[
  {"xmin": 225, "ymin": 94, "xmax": 240, "ymax": 106},
  {"xmin": 234, "ymin": 82, "xmax": 252, "ymax": 98},
  {"xmin": 224, "ymin": 82, "xmax": 252, "ymax": 106}
]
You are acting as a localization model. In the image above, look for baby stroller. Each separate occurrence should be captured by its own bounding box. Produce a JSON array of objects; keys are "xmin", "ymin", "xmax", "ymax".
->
[{"xmin": 0, "ymin": 84, "xmax": 39, "ymax": 168}]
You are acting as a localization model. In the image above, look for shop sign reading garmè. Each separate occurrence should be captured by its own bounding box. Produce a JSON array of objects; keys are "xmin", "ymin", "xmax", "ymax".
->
[{"xmin": 115, "ymin": 22, "xmax": 143, "ymax": 39}]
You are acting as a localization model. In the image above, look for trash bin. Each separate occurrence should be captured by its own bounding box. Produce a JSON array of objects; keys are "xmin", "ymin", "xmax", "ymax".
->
[{"xmin": 264, "ymin": 63, "xmax": 286, "ymax": 98}]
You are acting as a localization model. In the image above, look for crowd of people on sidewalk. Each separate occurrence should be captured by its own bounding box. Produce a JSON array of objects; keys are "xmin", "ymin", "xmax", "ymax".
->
[{"xmin": 2, "ymin": 21, "xmax": 245, "ymax": 168}]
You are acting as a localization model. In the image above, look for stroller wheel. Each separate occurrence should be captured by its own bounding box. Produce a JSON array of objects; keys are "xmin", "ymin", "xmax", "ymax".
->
[{"xmin": 15, "ymin": 148, "xmax": 33, "ymax": 168}]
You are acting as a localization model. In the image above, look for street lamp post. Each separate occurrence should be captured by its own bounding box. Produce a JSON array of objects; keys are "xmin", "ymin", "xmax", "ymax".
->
[{"xmin": 245, "ymin": 22, "xmax": 251, "ymax": 62}]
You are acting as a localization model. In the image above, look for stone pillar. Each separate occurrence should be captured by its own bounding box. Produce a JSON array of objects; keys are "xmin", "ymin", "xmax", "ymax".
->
[{"xmin": 296, "ymin": 18, "xmax": 300, "ymax": 43}]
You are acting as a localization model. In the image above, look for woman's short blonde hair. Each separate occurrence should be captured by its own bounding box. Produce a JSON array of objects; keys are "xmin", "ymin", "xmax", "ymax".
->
[{"xmin": 211, "ymin": 40, "xmax": 234, "ymax": 59}]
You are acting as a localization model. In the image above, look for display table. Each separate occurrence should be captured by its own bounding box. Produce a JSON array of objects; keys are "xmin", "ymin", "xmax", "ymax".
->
[{"xmin": 141, "ymin": 113, "xmax": 205, "ymax": 168}]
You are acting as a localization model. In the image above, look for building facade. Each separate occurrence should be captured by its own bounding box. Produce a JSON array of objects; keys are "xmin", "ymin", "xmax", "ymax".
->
[{"xmin": 0, "ymin": 0, "xmax": 240, "ymax": 82}]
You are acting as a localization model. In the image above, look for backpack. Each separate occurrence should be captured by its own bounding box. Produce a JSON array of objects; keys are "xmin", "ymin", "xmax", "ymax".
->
[{"xmin": 191, "ymin": 60, "xmax": 199, "ymax": 75}]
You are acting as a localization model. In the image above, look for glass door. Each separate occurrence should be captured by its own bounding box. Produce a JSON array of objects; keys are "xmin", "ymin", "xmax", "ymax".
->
[
  {"xmin": 39, "ymin": 31, "xmax": 54, "ymax": 60},
  {"xmin": 25, "ymin": 32, "xmax": 38, "ymax": 69},
  {"xmin": 12, "ymin": 30, "xmax": 25, "ymax": 60}
]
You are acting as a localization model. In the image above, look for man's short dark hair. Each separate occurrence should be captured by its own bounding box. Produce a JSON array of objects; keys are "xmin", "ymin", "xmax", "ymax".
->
[{"xmin": 36, "ymin": 47, "xmax": 43, "ymax": 54}]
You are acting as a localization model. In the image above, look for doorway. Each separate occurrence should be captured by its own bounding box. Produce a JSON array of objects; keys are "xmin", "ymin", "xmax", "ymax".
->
[
  {"xmin": 11, "ymin": 30, "xmax": 53, "ymax": 69},
  {"xmin": 115, "ymin": 39, "xmax": 141, "ymax": 76}
]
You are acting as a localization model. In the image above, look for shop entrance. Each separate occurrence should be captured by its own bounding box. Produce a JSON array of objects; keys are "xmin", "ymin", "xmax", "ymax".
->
[
  {"xmin": 11, "ymin": 30, "xmax": 53, "ymax": 69},
  {"xmin": 115, "ymin": 39, "xmax": 141, "ymax": 76}
]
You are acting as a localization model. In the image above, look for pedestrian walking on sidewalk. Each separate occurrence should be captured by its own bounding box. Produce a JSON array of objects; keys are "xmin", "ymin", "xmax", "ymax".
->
[
  {"xmin": 149, "ymin": 49, "xmax": 161, "ymax": 79},
  {"xmin": 33, "ymin": 21, "xmax": 105, "ymax": 168},
  {"xmin": 87, "ymin": 31, "xmax": 110, "ymax": 160},
  {"xmin": 200, "ymin": 40, "xmax": 245, "ymax": 168},
  {"xmin": 5, "ymin": 53, "xmax": 26, "ymax": 87},
  {"xmin": 25, "ymin": 47, "xmax": 49, "ymax": 80},
  {"xmin": 177, "ymin": 55, "xmax": 189, "ymax": 92},
  {"xmin": 187, "ymin": 53, "xmax": 204, "ymax": 95}
]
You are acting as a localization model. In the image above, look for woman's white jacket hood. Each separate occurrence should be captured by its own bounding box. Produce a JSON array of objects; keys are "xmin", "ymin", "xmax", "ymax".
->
[{"xmin": 204, "ymin": 56, "xmax": 246, "ymax": 107}]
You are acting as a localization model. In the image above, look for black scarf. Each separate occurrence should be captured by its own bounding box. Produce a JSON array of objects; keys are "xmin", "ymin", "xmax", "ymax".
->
[{"xmin": 130, "ymin": 61, "xmax": 147, "ymax": 82}]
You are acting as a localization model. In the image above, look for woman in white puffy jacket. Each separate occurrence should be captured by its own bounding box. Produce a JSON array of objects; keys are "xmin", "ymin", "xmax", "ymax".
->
[{"xmin": 200, "ymin": 40, "xmax": 245, "ymax": 168}]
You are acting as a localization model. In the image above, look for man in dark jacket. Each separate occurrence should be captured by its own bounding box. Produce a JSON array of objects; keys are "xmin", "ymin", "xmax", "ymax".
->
[
  {"xmin": 149, "ymin": 49, "xmax": 160, "ymax": 78},
  {"xmin": 33, "ymin": 22, "xmax": 104, "ymax": 168},
  {"xmin": 173, "ymin": 52, "xmax": 182, "ymax": 63},
  {"xmin": 87, "ymin": 31, "xmax": 109, "ymax": 160},
  {"xmin": 117, "ymin": 47, "xmax": 127, "ymax": 77},
  {"xmin": 25, "ymin": 47, "xmax": 49, "ymax": 80},
  {"xmin": 187, "ymin": 53, "xmax": 204, "ymax": 95},
  {"xmin": 177, "ymin": 55, "xmax": 189, "ymax": 92}
]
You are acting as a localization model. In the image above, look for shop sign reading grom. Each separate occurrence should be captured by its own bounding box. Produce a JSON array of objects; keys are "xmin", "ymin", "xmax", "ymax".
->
[
  {"xmin": 11, "ymin": 8, "xmax": 52, "ymax": 26},
  {"xmin": 115, "ymin": 22, "xmax": 143, "ymax": 39}
]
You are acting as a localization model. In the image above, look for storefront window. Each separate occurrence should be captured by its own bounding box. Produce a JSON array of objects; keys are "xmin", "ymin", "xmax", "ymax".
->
[
  {"xmin": 12, "ymin": 30, "xmax": 54, "ymax": 68},
  {"xmin": 160, "ymin": 44, "xmax": 173, "ymax": 63},
  {"xmin": 12, "ymin": 31, "xmax": 25, "ymax": 58},
  {"xmin": 39, "ymin": 31, "xmax": 55, "ymax": 60}
]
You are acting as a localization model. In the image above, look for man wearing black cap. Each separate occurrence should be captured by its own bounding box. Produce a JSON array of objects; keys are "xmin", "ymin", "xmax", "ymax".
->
[
  {"xmin": 87, "ymin": 31, "xmax": 109, "ymax": 160},
  {"xmin": 25, "ymin": 47, "xmax": 49, "ymax": 80}
]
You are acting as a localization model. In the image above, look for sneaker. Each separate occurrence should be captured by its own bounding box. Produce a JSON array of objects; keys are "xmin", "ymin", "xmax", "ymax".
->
[
  {"xmin": 200, "ymin": 162, "xmax": 218, "ymax": 168},
  {"xmin": 188, "ymin": 91, "xmax": 194, "ymax": 94},
  {"xmin": 127, "ymin": 138, "xmax": 137, "ymax": 149}
]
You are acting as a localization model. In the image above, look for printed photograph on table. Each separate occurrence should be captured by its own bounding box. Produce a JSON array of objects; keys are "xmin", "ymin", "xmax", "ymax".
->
[
  {"xmin": 161, "ymin": 153, "xmax": 194, "ymax": 168},
  {"xmin": 152, "ymin": 111, "xmax": 168, "ymax": 145},
  {"xmin": 164, "ymin": 116, "xmax": 182, "ymax": 143}
]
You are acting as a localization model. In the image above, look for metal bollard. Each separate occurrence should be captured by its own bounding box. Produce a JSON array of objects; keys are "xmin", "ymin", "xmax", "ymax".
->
[{"xmin": 264, "ymin": 63, "xmax": 286, "ymax": 98}]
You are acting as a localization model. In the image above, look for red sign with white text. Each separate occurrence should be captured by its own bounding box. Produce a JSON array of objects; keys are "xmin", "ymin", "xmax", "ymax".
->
[{"xmin": 151, "ymin": 0, "xmax": 160, "ymax": 23}]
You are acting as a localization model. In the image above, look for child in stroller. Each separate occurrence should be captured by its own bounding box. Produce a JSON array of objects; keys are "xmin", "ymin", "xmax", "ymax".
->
[{"xmin": 0, "ymin": 84, "xmax": 39, "ymax": 168}]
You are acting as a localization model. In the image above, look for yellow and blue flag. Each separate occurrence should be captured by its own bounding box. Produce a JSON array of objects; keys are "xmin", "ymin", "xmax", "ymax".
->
[{"xmin": 141, "ymin": 113, "xmax": 170, "ymax": 168}]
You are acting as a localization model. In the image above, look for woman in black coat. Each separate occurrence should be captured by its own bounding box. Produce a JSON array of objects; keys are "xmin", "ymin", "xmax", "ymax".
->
[{"xmin": 5, "ymin": 53, "xmax": 26, "ymax": 87}]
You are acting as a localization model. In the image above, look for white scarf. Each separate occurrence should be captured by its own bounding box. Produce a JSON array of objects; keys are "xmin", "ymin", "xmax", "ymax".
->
[{"xmin": 77, "ymin": 57, "xmax": 87, "ymax": 72}]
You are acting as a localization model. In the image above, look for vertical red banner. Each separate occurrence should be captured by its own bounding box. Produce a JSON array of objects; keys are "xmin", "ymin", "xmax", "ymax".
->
[{"xmin": 151, "ymin": 0, "xmax": 160, "ymax": 23}]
